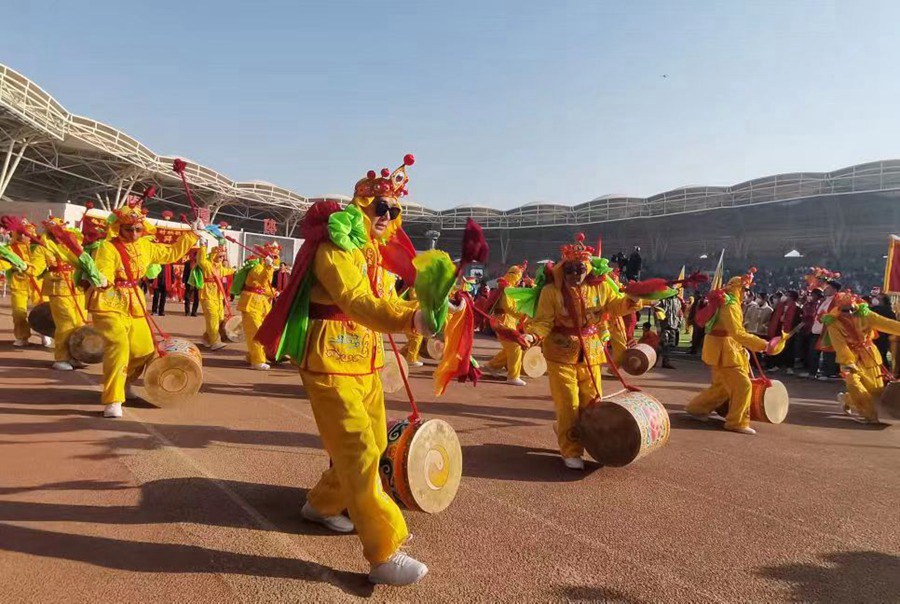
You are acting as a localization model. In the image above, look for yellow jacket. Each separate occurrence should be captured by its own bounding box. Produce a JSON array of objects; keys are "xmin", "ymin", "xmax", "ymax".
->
[
  {"xmin": 196, "ymin": 247, "xmax": 235, "ymax": 301},
  {"xmin": 701, "ymin": 296, "xmax": 768, "ymax": 367},
  {"xmin": 8, "ymin": 242, "xmax": 41, "ymax": 295},
  {"xmin": 237, "ymin": 260, "xmax": 277, "ymax": 313},
  {"xmin": 301, "ymin": 240, "xmax": 416, "ymax": 375},
  {"xmin": 827, "ymin": 311, "xmax": 900, "ymax": 368},
  {"xmin": 528, "ymin": 279, "xmax": 640, "ymax": 366},
  {"xmin": 491, "ymin": 288, "xmax": 523, "ymax": 332},
  {"xmin": 89, "ymin": 234, "xmax": 198, "ymax": 317},
  {"xmin": 32, "ymin": 238, "xmax": 83, "ymax": 298}
]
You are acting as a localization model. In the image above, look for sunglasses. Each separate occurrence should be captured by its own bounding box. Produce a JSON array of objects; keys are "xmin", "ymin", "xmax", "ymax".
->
[
  {"xmin": 374, "ymin": 199, "xmax": 401, "ymax": 221},
  {"xmin": 122, "ymin": 225, "xmax": 144, "ymax": 232},
  {"xmin": 564, "ymin": 264, "xmax": 587, "ymax": 275}
]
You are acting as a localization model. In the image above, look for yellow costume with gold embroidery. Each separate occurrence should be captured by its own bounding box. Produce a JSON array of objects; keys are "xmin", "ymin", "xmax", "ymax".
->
[
  {"xmin": 237, "ymin": 249, "xmax": 279, "ymax": 366},
  {"xmin": 485, "ymin": 264, "xmax": 527, "ymax": 380},
  {"xmin": 824, "ymin": 293, "xmax": 900, "ymax": 422},
  {"xmin": 197, "ymin": 245, "xmax": 235, "ymax": 347},
  {"xmin": 526, "ymin": 235, "xmax": 641, "ymax": 459},
  {"xmin": 32, "ymin": 224, "xmax": 88, "ymax": 362},
  {"xmin": 90, "ymin": 207, "xmax": 198, "ymax": 405},
  {"xmin": 685, "ymin": 271, "xmax": 768, "ymax": 431},
  {"xmin": 1, "ymin": 217, "xmax": 45, "ymax": 342}
]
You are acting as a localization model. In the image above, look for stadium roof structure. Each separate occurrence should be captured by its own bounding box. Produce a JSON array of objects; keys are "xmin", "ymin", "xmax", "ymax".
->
[{"xmin": 4, "ymin": 62, "xmax": 900, "ymax": 235}]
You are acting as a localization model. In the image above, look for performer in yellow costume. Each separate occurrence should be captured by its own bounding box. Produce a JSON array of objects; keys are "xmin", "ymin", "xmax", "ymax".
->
[
  {"xmin": 484, "ymin": 263, "xmax": 528, "ymax": 385},
  {"xmin": 684, "ymin": 269, "xmax": 771, "ymax": 435},
  {"xmin": 236, "ymin": 242, "xmax": 279, "ymax": 370},
  {"xmin": 31, "ymin": 218, "xmax": 90, "ymax": 370},
  {"xmin": 196, "ymin": 244, "xmax": 235, "ymax": 351},
  {"xmin": 824, "ymin": 292, "xmax": 900, "ymax": 424},
  {"xmin": 256, "ymin": 155, "xmax": 433, "ymax": 586},
  {"xmin": 89, "ymin": 203, "xmax": 200, "ymax": 418},
  {"xmin": 526, "ymin": 235, "xmax": 642, "ymax": 469},
  {"xmin": 1, "ymin": 216, "xmax": 49, "ymax": 347}
]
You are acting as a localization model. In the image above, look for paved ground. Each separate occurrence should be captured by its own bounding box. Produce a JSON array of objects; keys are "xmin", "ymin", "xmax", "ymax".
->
[{"xmin": 0, "ymin": 300, "xmax": 898, "ymax": 603}]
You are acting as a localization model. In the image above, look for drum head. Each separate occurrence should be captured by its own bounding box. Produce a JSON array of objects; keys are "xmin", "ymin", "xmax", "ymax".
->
[
  {"xmin": 144, "ymin": 353, "xmax": 203, "ymax": 406},
  {"xmin": 523, "ymin": 347, "xmax": 547, "ymax": 378},
  {"xmin": 578, "ymin": 401, "xmax": 643, "ymax": 466},
  {"xmin": 762, "ymin": 379, "xmax": 790, "ymax": 424},
  {"xmin": 403, "ymin": 419, "xmax": 463, "ymax": 514},
  {"xmin": 878, "ymin": 381, "xmax": 900, "ymax": 422},
  {"xmin": 27, "ymin": 302, "xmax": 55, "ymax": 337},
  {"xmin": 69, "ymin": 325, "xmax": 105, "ymax": 364},
  {"xmin": 221, "ymin": 316, "xmax": 245, "ymax": 343},
  {"xmin": 425, "ymin": 338, "xmax": 444, "ymax": 360},
  {"xmin": 381, "ymin": 354, "xmax": 410, "ymax": 394}
]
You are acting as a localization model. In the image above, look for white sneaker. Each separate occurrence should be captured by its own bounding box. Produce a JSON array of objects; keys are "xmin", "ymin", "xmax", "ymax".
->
[
  {"xmin": 368, "ymin": 551, "xmax": 428, "ymax": 586},
  {"xmin": 507, "ymin": 377, "xmax": 527, "ymax": 387},
  {"xmin": 209, "ymin": 341, "xmax": 227, "ymax": 351},
  {"xmin": 70, "ymin": 359, "xmax": 87, "ymax": 369},
  {"xmin": 13, "ymin": 339, "xmax": 27, "ymax": 347},
  {"xmin": 563, "ymin": 457, "xmax": 585, "ymax": 470},
  {"xmin": 103, "ymin": 403, "xmax": 123, "ymax": 418},
  {"xmin": 42, "ymin": 336, "xmax": 54, "ymax": 348},
  {"xmin": 725, "ymin": 426, "xmax": 757, "ymax": 435},
  {"xmin": 300, "ymin": 501, "xmax": 355, "ymax": 533},
  {"xmin": 52, "ymin": 361, "xmax": 74, "ymax": 371},
  {"xmin": 125, "ymin": 385, "xmax": 139, "ymax": 400},
  {"xmin": 252, "ymin": 363, "xmax": 271, "ymax": 371},
  {"xmin": 785, "ymin": 368, "xmax": 794, "ymax": 376},
  {"xmin": 409, "ymin": 361, "xmax": 424, "ymax": 367}
]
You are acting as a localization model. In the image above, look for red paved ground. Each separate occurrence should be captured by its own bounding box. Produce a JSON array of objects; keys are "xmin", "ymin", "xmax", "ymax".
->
[{"xmin": 1, "ymin": 300, "xmax": 898, "ymax": 603}]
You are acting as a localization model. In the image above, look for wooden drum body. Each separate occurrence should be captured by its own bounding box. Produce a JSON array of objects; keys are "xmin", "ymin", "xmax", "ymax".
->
[
  {"xmin": 144, "ymin": 338, "xmax": 203, "ymax": 405},
  {"xmin": 717, "ymin": 378, "xmax": 789, "ymax": 423},
  {"xmin": 622, "ymin": 343, "xmax": 657, "ymax": 376},
  {"xmin": 219, "ymin": 315, "xmax": 245, "ymax": 343},
  {"xmin": 68, "ymin": 325, "xmax": 105, "ymax": 364},
  {"xmin": 381, "ymin": 354, "xmax": 410, "ymax": 394},
  {"xmin": 379, "ymin": 418, "xmax": 462, "ymax": 514},
  {"xmin": 27, "ymin": 302, "xmax": 55, "ymax": 337},
  {"xmin": 523, "ymin": 346, "xmax": 547, "ymax": 378},
  {"xmin": 878, "ymin": 381, "xmax": 900, "ymax": 423},
  {"xmin": 576, "ymin": 390, "xmax": 670, "ymax": 466}
]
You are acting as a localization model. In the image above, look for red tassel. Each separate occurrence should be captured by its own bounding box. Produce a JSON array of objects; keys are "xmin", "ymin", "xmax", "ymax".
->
[
  {"xmin": 172, "ymin": 159, "xmax": 187, "ymax": 174},
  {"xmin": 622, "ymin": 278, "xmax": 669, "ymax": 296},
  {"xmin": 161, "ymin": 210, "xmax": 174, "ymax": 220},
  {"xmin": 380, "ymin": 228, "xmax": 418, "ymax": 285},
  {"xmin": 460, "ymin": 218, "xmax": 489, "ymax": 265}
]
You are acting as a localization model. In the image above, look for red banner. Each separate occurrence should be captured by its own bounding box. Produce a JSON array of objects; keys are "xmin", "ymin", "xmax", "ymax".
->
[{"xmin": 885, "ymin": 235, "xmax": 900, "ymax": 295}]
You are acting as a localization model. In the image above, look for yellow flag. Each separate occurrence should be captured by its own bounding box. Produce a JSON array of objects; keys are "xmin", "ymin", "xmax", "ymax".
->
[
  {"xmin": 710, "ymin": 249, "xmax": 725, "ymax": 290},
  {"xmin": 675, "ymin": 265, "xmax": 685, "ymax": 298}
]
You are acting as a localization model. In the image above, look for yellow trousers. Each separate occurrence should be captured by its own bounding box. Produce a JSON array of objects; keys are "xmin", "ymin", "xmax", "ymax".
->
[
  {"xmin": 843, "ymin": 365, "xmax": 884, "ymax": 421},
  {"xmin": 686, "ymin": 366, "xmax": 753, "ymax": 430},
  {"xmin": 402, "ymin": 333, "xmax": 423, "ymax": 363},
  {"xmin": 93, "ymin": 312, "xmax": 155, "ymax": 404},
  {"xmin": 300, "ymin": 370, "xmax": 408, "ymax": 564},
  {"xmin": 546, "ymin": 360, "xmax": 602, "ymax": 458},
  {"xmin": 202, "ymin": 298, "xmax": 224, "ymax": 346},
  {"xmin": 242, "ymin": 309, "xmax": 267, "ymax": 365},
  {"xmin": 49, "ymin": 294, "xmax": 86, "ymax": 362},
  {"xmin": 487, "ymin": 339, "xmax": 523, "ymax": 379},
  {"xmin": 10, "ymin": 289, "xmax": 33, "ymax": 341}
]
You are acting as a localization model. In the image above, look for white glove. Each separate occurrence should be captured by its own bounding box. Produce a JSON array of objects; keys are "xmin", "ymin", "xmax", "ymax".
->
[
  {"xmin": 448, "ymin": 300, "xmax": 463, "ymax": 313},
  {"xmin": 97, "ymin": 274, "xmax": 109, "ymax": 289},
  {"xmin": 264, "ymin": 255, "xmax": 275, "ymax": 267},
  {"xmin": 191, "ymin": 218, "xmax": 205, "ymax": 232},
  {"xmin": 413, "ymin": 310, "xmax": 435, "ymax": 337},
  {"xmin": 523, "ymin": 334, "xmax": 535, "ymax": 345}
]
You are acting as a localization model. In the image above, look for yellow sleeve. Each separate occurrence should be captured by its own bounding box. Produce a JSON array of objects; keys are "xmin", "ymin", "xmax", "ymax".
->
[
  {"xmin": 93, "ymin": 241, "xmax": 120, "ymax": 284},
  {"xmin": 149, "ymin": 232, "xmax": 199, "ymax": 266},
  {"xmin": 826, "ymin": 322, "xmax": 856, "ymax": 366},
  {"xmin": 30, "ymin": 245, "xmax": 50, "ymax": 277},
  {"xmin": 867, "ymin": 312, "xmax": 900, "ymax": 337},
  {"xmin": 314, "ymin": 242, "xmax": 415, "ymax": 334},
  {"xmin": 527, "ymin": 286, "xmax": 557, "ymax": 339},
  {"xmin": 723, "ymin": 303, "xmax": 768, "ymax": 352},
  {"xmin": 196, "ymin": 245, "xmax": 211, "ymax": 274},
  {"xmin": 220, "ymin": 265, "xmax": 235, "ymax": 278}
]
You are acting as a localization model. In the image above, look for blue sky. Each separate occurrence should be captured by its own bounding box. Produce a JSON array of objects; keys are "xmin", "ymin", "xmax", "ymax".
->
[{"xmin": 2, "ymin": 0, "xmax": 899, "ymax": 209}]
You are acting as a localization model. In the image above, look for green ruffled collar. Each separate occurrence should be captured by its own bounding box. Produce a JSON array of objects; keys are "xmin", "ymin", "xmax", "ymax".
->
[{"xmin": 327, "ymin": 204, "xmax": 368, "ymax": 251}]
